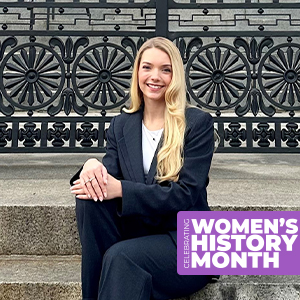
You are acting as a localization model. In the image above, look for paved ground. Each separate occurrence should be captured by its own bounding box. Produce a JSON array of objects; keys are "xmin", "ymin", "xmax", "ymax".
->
[
  {"xmin": 0, "ymin": 153, "xmax": 299, "ymax": 209},
  {"xmin": 0, "ymin": 153, "xmax": 300, "ymax": 300}
]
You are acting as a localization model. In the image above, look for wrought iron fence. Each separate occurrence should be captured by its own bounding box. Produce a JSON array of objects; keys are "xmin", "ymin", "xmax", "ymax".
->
[{"xmin": 0, "ymin": 0, "xmax": 300, "ymax": 152}]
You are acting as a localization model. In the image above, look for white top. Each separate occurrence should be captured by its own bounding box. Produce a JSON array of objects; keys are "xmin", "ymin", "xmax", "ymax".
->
[{"xmin": 142, "ymin": 122, "xmax": 163, "ymax": 175}]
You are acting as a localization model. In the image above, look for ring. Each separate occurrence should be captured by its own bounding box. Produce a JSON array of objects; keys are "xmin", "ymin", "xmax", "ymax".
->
[{"xmin": 84, "ymin": 177, "xmax": 95, "ymax": 184}]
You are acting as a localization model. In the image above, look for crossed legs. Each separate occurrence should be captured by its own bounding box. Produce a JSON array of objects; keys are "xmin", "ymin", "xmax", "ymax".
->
[{"xmin": 76, "ymin": 198, "xmax": 210, "ymax": 300}]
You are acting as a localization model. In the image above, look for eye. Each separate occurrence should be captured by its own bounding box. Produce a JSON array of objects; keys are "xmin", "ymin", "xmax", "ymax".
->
[
  {"xmin": 142, "ymin": 65, "xmax": 150, "ymax": 70},
  {"xmin": 163, "ymin": 68, "xmax": 171, "ymax": 73}
]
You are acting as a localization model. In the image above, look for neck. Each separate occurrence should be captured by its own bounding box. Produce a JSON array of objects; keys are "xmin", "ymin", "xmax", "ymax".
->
[{"xmin": 143, "ymin": 101, "xmax": 165, "ymax": 131}]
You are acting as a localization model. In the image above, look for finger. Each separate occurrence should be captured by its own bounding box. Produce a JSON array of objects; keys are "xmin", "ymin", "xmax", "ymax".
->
[
  {"xmin": 83, "ymin": 172, "xmax": 101, "ymax": 201},
  {"xmin": 80, "ymin": 173, "xmax": 95, "ymax": 200},
  {"xmin": 90, "ymin": 175, "xmax": 104, "ymax": 201},
  {"xmin": 93, "ymin": 170, "xmax": 105, "ymax": 201},
  {"xmin": 100, "ymin": 167, "xmax": 108, "ymax": 199},
  {"xmin": 70, "ymin": 183, "xmax": 82, "ymax": 190},
  {"xmin": 72, "ymin": 179, "xmax": 81, "ymax": 185},
  {"xmin": 71, "ymin": 188, "xmax": 85, "ymax": 195},
  {"xmin": 102, "ymin": 166, "xmax": 108, "ymax": 185},
  {"xmin": 76, "ymin": 194, "xmax": 90, "ymax": 200},
  {"xmin": 80, "ymin": 175, "xmax": 91, "ymax": 199}
]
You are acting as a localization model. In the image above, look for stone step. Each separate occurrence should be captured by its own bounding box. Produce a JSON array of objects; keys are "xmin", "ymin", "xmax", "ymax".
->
[
  {"xmin": 0, "ymin": 256, "xmax": 300, "ymax": 300},
  {"xmin": 0, "ymin": 255, "xmax": 81, "ymax": 300},
  {"xmin": 0, "ymin": 153, "xmax": 299, "ymax": 255},
  {"xmin": 1, "ymin": 154, "xmax": 300, "ymax": 299}
]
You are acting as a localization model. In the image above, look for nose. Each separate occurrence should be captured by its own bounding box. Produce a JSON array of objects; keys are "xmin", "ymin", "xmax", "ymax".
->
[{"xmin": 150, "ymin": 68, "xmax": 160, "ymax": 81}]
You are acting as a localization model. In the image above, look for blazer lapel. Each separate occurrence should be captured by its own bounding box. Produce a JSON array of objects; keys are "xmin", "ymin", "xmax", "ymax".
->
[{"xmin": 122, "ymin": 109, "xmax": 145, "ymax": 183}]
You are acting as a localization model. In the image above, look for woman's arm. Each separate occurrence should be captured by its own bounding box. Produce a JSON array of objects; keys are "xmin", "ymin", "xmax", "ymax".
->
[{"xmin": 70, "ymin": 117, "xmax": 123, "ymax": 200}]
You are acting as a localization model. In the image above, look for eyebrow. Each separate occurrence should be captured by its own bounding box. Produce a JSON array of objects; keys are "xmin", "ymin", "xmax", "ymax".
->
[{"xmin": 141, "ymin": 61, "xmax": 172, "ymax": 67}]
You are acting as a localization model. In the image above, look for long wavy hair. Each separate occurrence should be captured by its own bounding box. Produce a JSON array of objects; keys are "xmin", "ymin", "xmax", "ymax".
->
[{"xmin": 124, "ymin": 37, "xmax": 187, "ymax": 182}]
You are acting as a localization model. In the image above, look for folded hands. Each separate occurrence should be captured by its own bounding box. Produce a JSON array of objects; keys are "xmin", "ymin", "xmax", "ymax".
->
[{"xmin": 70, "ymin": 158, "xmax": 122, "ymax": 201}]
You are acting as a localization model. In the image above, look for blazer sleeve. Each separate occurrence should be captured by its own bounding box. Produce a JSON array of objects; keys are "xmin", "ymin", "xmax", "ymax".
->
[
  {"xmin": 119, "ymin": 112, "xmax": 214, "ymax": 217},
  {"xmin": 69, "ymin": 116, "xmax": 123, "ymax": 185},
  {"xmin": 102, "ymin": 117, "xmax": 123, "ymax": 180}
]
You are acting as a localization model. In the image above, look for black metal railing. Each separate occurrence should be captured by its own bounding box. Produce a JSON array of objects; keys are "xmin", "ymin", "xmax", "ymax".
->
[{"xmin": 0, "ymin": 0, "xmax": 300, "ymax": 152}]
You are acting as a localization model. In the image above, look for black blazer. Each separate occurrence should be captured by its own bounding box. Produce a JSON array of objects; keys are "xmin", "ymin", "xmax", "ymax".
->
[{"xmin": 71, "ymin": 106, "xmax": 214, "ymax": 246}]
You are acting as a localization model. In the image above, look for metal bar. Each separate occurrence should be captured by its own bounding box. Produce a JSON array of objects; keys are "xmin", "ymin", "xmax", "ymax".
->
[
  {"xmin": 1, "ymin": 1, "xmax": 300, "ymax": 9},
  {"xmin": 167, "ymin": 1, "xmax": 300, "ymax": 9},
  {"xmin": 69, "ymin": 121, "xmax": 76, "ymax": 148},
  {"xmin": 0, "ymin": 117, "xmax": 114, "ymax": 122},
  {"xmin": 41, "ymin": 121, "xmax": 47, "ymax": 148},
  {"xmin": 155, "ymin": 0, "xmax": 168, "ymax": 37},
  {"xmin": 275, "ymin": 122, "xmax": 281, "ymax": 148},
  {"xmin": 0, "ymin": 31, "xmax": 158, "ymax": 37},
  {"xmin": 11, "ymin": 121, "xmax": 18, "ymax": 148},
  {"xmin": 1, "ymin": 117, "xmax": 299, "ymax": 123},
  {"xmin": 246, "ymin": 121, "xmax": 253, "ymax": 148},
  {"xmin": 217, "ymin": 121, "xmax": 224, "ymax": 148},
  {"xmin": 0, "ymin": 2, "xmax": 156, "ymax": 8},
  {"xmin": 169, "ymin": 31, "xmax": 300, "ymax": 39},
  {"xmin": 1, "ymin": 146, "xmax": 299, "ymax": 154},
  {"xmin": 98, "ymin": 121, "xmax": 105, "ymax": 148},
  {"xmin": 216, "ymin": 147, "xmax": 300, "ymax": 153},
  {"xmin": 2, "ymin": 31, "xmax": 300, "ymax": 38}
]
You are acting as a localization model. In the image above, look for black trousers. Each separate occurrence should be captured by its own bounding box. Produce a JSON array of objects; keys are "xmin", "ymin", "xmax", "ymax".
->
[{"xmin": 75, "ymin": 198, "xmax": 210, "ymax": 300}]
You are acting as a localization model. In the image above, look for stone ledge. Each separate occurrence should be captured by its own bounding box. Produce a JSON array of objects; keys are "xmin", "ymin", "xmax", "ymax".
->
[
  {"xmin": 0, "ymin": 206, "xmax": 80, "ymax": 255},
  {"xmin": 1, "ymin": 205, "xmax": 299, "ymax": 255},
  {"xmin": 0, "ymin": 153, "xmax": 299, "ymax": 255},
  {"xmin": 1, "ymin": 256, "xmax": 300, "ymax": 300},
  {"xmin": 1, "ymin": 153, "xmax": 300, "ymax": 208}
]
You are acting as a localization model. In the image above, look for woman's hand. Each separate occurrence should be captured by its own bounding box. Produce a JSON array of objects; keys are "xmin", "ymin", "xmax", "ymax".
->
[
  {"xmin": 71, "ymin": 173, "xmax": 122, "ymax": 201},
  {"xmin": 105, "ymin": 174, "xmax": 123, "ymax": 200},
  {"xmin": 77, "ymin": 158, "xmax": 108, "ymax": 201}
]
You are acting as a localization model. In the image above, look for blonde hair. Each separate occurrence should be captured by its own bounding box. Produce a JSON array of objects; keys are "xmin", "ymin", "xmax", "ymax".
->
[{"xmin": 124, "ymin": 37, "xmax": 187, "ymax": 182}]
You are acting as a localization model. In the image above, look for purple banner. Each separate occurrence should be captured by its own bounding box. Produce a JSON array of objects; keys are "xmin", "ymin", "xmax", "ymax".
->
[{"xmin": 177, "ymin": 211, "xmax": 300, "ymax": 275}]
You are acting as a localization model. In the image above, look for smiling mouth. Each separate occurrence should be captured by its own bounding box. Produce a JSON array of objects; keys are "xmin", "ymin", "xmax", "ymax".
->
[{"xmin": 146, "ymin": 83, "xmax": 164, "ymax": 89}]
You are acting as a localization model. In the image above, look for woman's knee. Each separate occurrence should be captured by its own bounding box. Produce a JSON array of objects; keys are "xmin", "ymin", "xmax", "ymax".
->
[
  {"xmin": 75, "ymin": 197, "xmax": 92, "ymax": 218},
  {"xmin": 76, "ymin": 197, "xmax": 97, "ymax": 212},
  {"xmin": 102, "ymin": 240, "xmax": 138, "ymax": 269},
  {"xmin": 75, "ymin": 197, "xmax": 115, "ymax": 219},
  {"xmin": 102, "ymin": 238, "xmax": 154, "ymax": 273},
  {"xmin": 102, "ymin": 242, "xmax": 124, "ymax": 265},
  {"xmin": 75, "ymin": 199, "xmax": 108, "ymax": 237}
]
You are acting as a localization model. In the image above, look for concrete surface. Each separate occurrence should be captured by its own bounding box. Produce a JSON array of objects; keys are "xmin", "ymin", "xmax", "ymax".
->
[
  {"xmin": 0, "ymin": 153, "xmax": 300, "ymax": 299},
  {"xmin": 0, "ymin": 153, "xmax": 300, "ymax": 208},
  {"xmin": 208, "ymin": 154, "xmax": 300, "ymax": 209},
  {"xmin": 0, "ymin": 153, "xmax": 299, "ymax": 255},
  {"xmin": 0, "ymin": 256, "xmax": 300, "ymax": 300},
  {"xmin": 0, "ymin": 206, "xmax": 80, "ymax": 255}
]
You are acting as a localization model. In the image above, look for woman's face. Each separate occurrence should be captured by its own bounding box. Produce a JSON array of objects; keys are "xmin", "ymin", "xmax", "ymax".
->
[{"xmin": 138, "ymin": 47, "xmax": 172, "ymax": 105}]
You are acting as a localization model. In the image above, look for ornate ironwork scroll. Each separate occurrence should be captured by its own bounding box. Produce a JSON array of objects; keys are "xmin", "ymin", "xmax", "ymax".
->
[{"xmin": 0, "ymin": 0, "xmax": 300, "ymax": 152}]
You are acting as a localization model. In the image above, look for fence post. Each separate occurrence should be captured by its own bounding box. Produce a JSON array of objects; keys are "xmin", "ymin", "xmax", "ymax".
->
[{"xmin": 155, "ymin": 0, "xmax": 168, "ymax": 38}]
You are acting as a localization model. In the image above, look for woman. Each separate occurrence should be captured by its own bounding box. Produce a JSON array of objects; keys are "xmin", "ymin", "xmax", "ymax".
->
[{"xmin": 70, "ymin": 37, "xmax": 215, "ymax": 300}]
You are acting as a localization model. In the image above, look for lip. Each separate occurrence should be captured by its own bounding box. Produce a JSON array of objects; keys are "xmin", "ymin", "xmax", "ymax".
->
[{"xmin": 146, "ymin": 83, "xmax": 164, "ymax": 90}]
